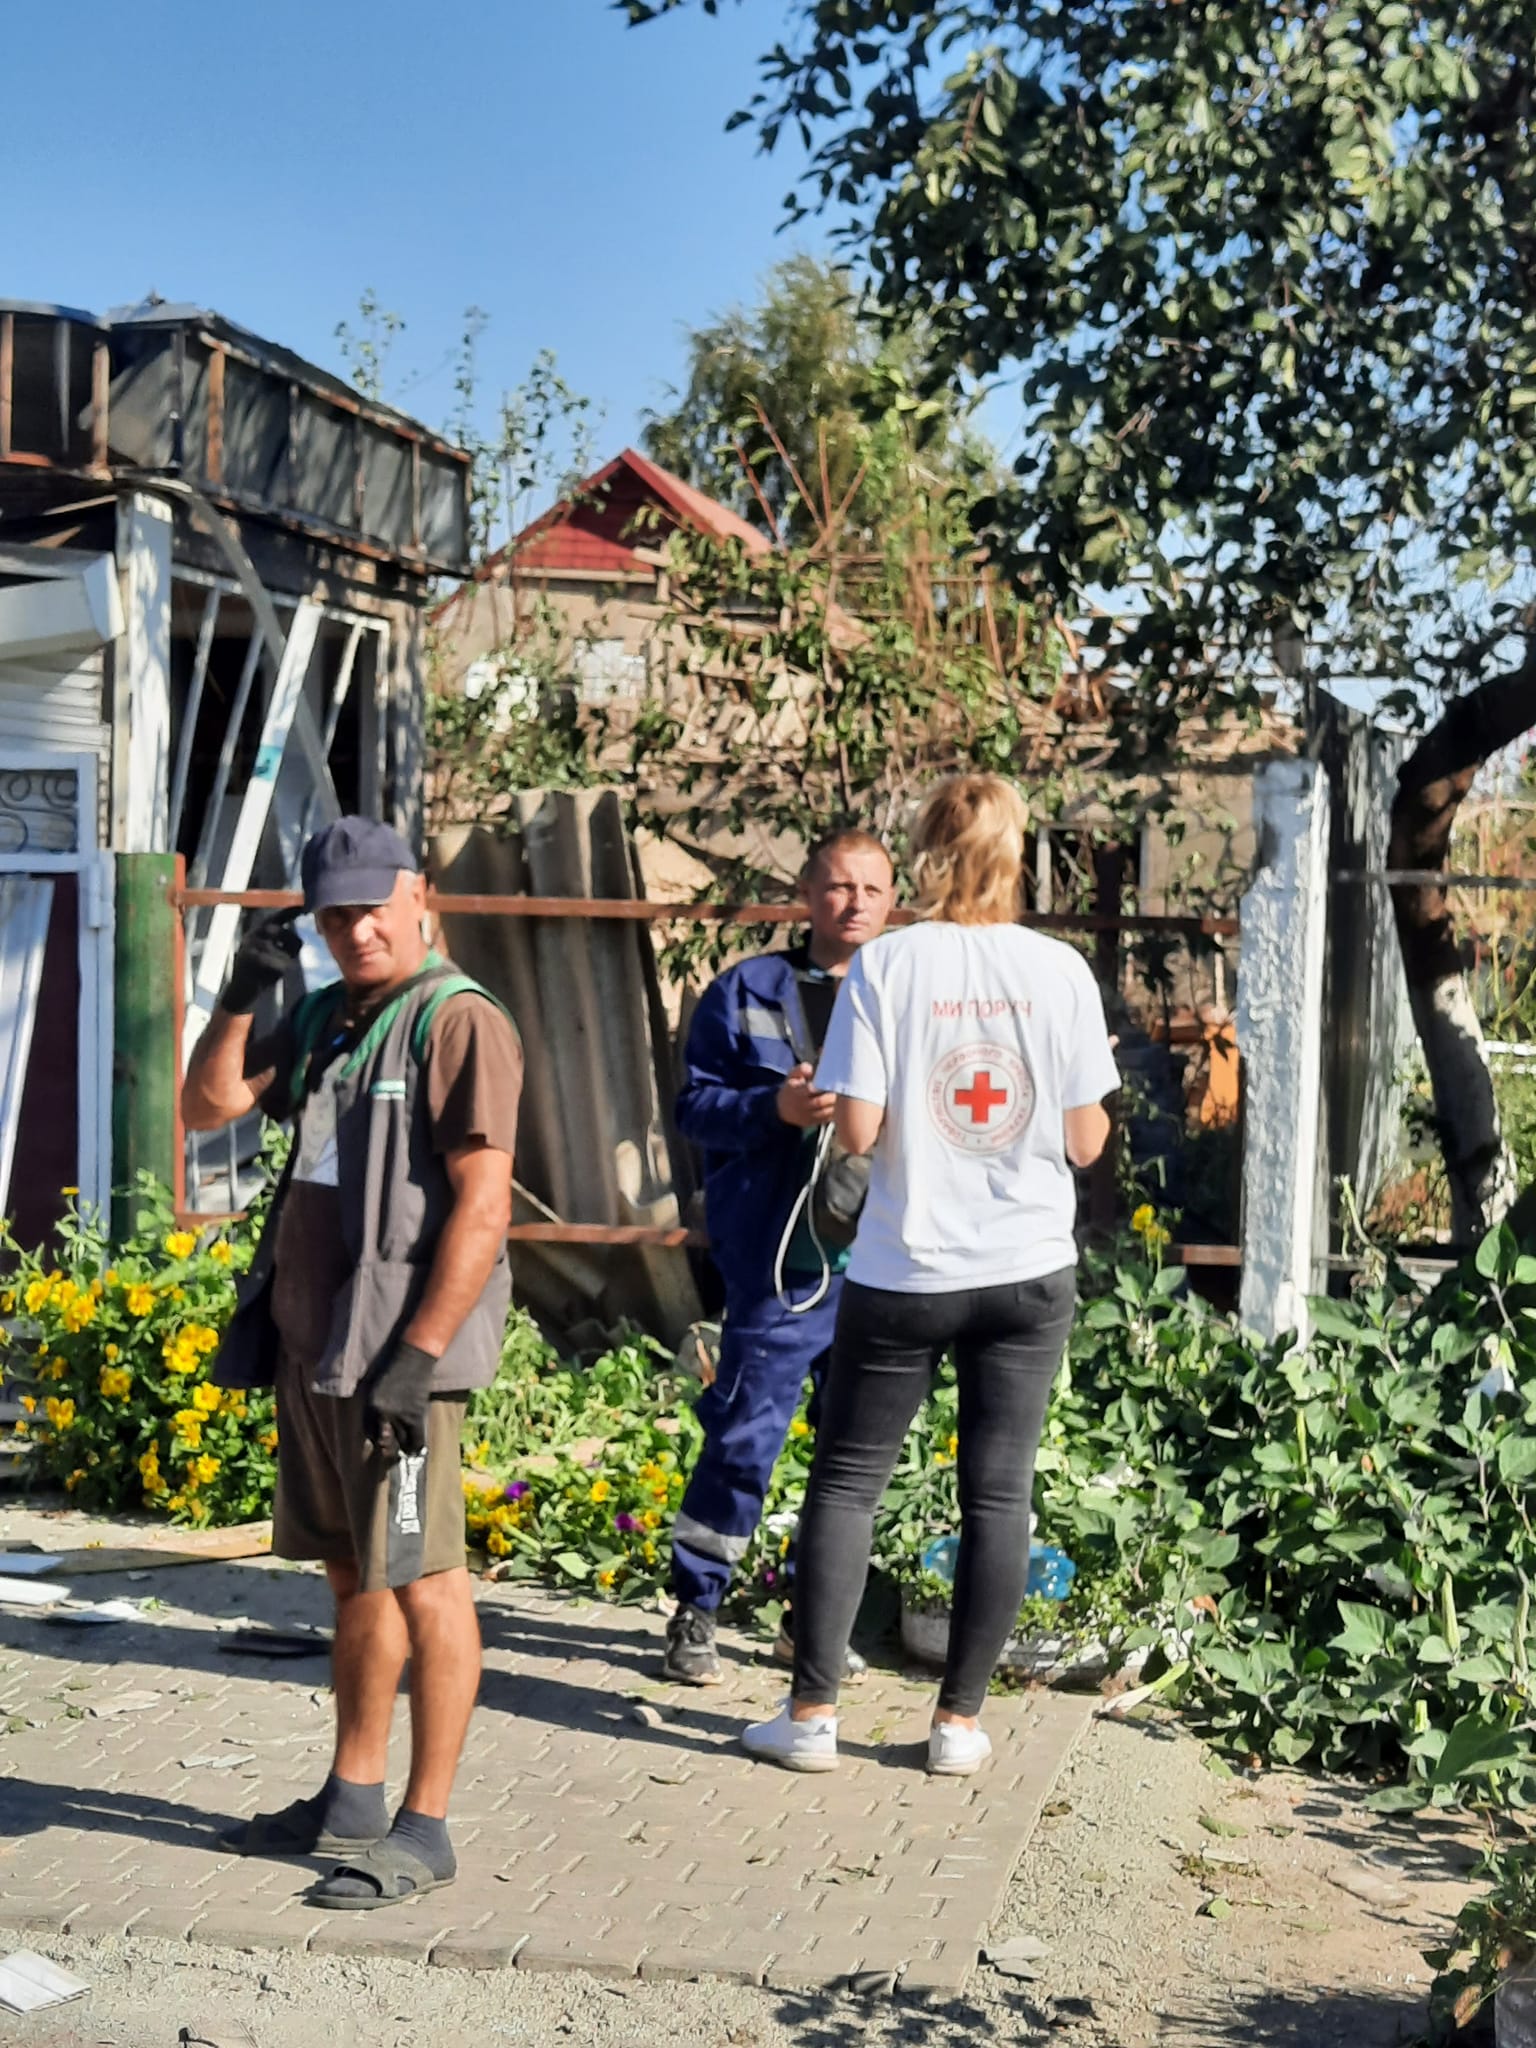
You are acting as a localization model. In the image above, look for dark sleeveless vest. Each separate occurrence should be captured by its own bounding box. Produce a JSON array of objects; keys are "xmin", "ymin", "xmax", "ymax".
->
[{"xmin": 213, "ymin": 955, "xmax": 513, "ymax": 1396}]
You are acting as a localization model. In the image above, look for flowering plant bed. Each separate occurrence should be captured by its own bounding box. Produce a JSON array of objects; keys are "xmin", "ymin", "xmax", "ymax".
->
[{"xmin": 1, "ymin": 1178, "xmax": 274, "ymax": 1527}]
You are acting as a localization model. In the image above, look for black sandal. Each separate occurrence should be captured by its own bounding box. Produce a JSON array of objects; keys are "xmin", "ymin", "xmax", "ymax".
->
[
  {"xmin": 218, "ymin": 1796, "xmax": 382, "ymax": 1859},
  {"xmin": 308, "ymin": 1841, "xmax": 453, "ymax": 1911}
]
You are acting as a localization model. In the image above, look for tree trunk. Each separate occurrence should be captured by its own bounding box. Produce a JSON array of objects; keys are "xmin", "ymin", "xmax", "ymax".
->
[{"xmin": 1388, "ymin": 651, "xmax": 1536, "ymax": 1244}]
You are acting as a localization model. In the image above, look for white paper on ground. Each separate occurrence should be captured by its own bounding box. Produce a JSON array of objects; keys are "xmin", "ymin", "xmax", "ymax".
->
[
  {"xmin": 0, "ymin": 1554, "xmax": 62, "ymax": 1575},
  {"xmin": 0, "ymin": 1949, "xmax": 91, "ymax": 2014},
  {"xmin": 48, "ymin": 1599, "xmax": 141, "ymax": 1626},
  {"xmin": 0, "ymin": 1576, "xmax": 68, "ymax": 1607}
]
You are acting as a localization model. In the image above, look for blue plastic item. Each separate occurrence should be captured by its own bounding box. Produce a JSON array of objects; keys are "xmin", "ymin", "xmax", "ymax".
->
[{"xmin": 919, "ymin": 1534, "xmax": 1076, "ymax": 1602}]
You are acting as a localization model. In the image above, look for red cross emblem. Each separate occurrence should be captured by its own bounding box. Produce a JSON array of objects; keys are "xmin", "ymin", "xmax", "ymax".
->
[
  {"xmin": 928, "ymin": 1042, "xmax": 1034, "ymax": 1153},
  {"xmin": 953, "ymin": 1070, "xmax": 1009, "ymax": 1125}
]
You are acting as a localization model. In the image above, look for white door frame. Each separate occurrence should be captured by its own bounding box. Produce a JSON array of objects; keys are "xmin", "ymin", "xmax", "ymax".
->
[{"xmin": 0, "ymin": 741, "xmax": 114, "ymax": 1220}]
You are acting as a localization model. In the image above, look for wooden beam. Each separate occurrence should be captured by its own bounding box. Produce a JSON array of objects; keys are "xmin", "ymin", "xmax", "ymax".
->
[
  {"xmin": 205, "ymin": 345, "xmax": 225, "ymax": 486},
  {"xmin": 91, "ymin": 338, "xmax": 110, "ymax": 470},
  {"xmin": 0, "ymin": 313, "xmax": 12, "ymax": 459}
]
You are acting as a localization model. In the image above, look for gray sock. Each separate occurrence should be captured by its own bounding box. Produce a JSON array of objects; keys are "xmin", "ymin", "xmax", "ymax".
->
[
  {"xmin": 388, "ymin": 1806, "xmax": 456, "ymax": 1882},
  {"xmin": 319, "ymin": 1773, "xmax": 388, "ymax": 1842}
]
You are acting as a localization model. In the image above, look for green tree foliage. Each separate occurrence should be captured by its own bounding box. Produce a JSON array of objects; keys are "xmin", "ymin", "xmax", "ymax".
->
[
  {"xmin": 625, "ymin": 0, "xmax": 1536, "ymax": 1228},
  {"xmin": 643, "ymin": 251, "xmax": 993, "ymax": 548},
  {"xmin": 625, "ymin": 1, "xmax": 1536, "ymax": 719}
]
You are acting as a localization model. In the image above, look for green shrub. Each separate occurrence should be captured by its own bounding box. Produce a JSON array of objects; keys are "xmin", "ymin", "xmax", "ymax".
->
[{"xmin": 1058, "ymin": 1224, "xmax": 1536, "ymax": 1813}]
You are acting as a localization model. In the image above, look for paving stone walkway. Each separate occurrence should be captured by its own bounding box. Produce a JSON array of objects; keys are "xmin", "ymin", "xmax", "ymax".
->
[{"xmin": 0, "ymin": 1541, "xmax": 1088, "ymax": 1994}]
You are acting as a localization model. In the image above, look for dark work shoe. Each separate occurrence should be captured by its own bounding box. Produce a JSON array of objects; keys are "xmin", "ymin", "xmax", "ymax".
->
[
  {"xmin": 662, "ymin": 1603, "xmax": 724, "ymax": 1686},
  {"xmin": 771, "ymin": 1606, "xmax": 867, "ymax": 1681}
]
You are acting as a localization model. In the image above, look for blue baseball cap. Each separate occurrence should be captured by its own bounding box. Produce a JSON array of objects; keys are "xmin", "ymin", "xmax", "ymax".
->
[{"xmin": 301, "ymin": 816, "xmax": 417, "ymax": 912}]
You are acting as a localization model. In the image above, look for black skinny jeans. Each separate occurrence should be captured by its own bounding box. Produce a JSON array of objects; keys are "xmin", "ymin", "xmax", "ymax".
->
[{"xmin": 792, "ymin": 1268, "xmax": 1078, "ymax": 1716}]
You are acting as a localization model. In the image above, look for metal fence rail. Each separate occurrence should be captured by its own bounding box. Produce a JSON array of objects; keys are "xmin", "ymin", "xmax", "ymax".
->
[{"xmin": 168, "ymin": 875, "xmax": 1243, "ymax": 1271}]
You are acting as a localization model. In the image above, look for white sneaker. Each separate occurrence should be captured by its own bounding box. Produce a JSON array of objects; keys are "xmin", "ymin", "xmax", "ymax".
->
[
  {"xmin": 741, "ymin": 1702, "xmax": 839, "ymax": 1773},
  {"xmin": 927, "ymin": 1721, "xmax": 992, "ymax": 1777}
]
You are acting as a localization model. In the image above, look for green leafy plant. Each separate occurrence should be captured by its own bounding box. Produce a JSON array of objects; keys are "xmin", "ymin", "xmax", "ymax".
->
[{"xmin": 1425, "ymin": 1840, "xmax": 1536, "ymax": 2038}]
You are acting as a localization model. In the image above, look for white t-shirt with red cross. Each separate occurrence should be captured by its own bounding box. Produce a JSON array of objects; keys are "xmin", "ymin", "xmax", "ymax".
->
[{"xmin": 815, "ymin": 921, "xmax": 1121, "ymax": 1293}]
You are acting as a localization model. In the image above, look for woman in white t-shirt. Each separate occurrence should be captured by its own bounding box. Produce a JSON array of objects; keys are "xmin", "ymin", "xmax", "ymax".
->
[{"xmin": 743, "ymin": 774, "xmax": 1120, "ymax": 1777}]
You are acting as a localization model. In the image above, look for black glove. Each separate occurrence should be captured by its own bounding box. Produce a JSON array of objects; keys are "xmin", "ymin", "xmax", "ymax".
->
[
  {"xmin": 221, "ymin": 909, "xmax": 302, "ymax": 1015},
  {"xmin": 364, "ymin": 1341, "xmax": 438, "ymax": 1461}
]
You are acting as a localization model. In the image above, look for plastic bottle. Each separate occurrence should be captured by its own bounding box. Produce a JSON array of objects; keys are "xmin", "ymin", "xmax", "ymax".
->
[{"xmin": 920, "ymin": 1534, "xmax": 1076, "ymax": 1601}]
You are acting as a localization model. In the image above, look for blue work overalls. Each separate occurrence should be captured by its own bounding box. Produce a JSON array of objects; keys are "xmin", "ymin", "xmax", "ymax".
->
[{"xmin": 669, "ymin": 946, "xmax": 843, "ymax": 1612}]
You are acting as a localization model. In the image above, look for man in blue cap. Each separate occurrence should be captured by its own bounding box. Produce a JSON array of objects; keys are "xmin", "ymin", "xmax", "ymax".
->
[{"xmin": 182, "ymin": 817, "xmax": 522, "ymax": 1912}]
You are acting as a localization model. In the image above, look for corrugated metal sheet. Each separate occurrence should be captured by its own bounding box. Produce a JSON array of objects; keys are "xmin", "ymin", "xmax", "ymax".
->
[{"xmin": 431, "ymin": 791, "xmax": 701, "ymax": 1346}]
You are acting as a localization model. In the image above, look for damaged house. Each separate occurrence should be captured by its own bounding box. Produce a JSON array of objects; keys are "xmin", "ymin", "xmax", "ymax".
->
[{"xmin": 0, "ymin": 297, "xmax": 470, "ymax": 1242}]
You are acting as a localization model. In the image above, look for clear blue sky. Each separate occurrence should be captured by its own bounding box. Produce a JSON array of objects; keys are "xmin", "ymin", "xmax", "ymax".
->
[{"xmin": 1, "ymin": 1, "xmax": 822, "ymax": 465}]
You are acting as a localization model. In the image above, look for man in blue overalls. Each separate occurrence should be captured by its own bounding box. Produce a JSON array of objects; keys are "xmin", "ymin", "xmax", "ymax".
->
[{"xmin": 662, "ymin": 830, "xmax": 896, "ymax": 1684}]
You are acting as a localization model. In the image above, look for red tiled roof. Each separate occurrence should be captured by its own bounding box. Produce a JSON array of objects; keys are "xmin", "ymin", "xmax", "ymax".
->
[
  {"xmin": 513, "ymin": 526, "xmax": 645, "ymax": 576},
  {"xmin": 485, "ymin": 447, "xmax": 771, "ymax": 580}
]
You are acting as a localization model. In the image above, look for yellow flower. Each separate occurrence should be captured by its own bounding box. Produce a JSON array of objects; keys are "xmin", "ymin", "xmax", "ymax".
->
[
  {"xmin": 0, "ymin": 1289, "xmax": 13, "ymax": 1314},
  {"xmin": 167, "ymin": 1492, "xmax": 186, "ymax": 1513},
  {"xmin": 191, "ymin": 1325, "xmax": 220, "ymax": 1355},
  {"xmin": 125, "ymin": 1284, "xmax": 155, "ymax": 1318},
  {"xmin": 64, "ymin": 1469, "xmax": 85, "ymax": 1492},
  {"xmin": 596, "ymin": 1567, "xmax": 617, "ymax": 1589},
  {"xmin": 642, "ymin": 1541, "xmax": 657, "ymax": 1564},
  {"xmin": 44, "ymin": 1396, "xmax": 76, "ymax": 1430},
  {"xmin": 163, "ymin": 1335, "xmax": 198, "ymax": 1374},
  {"xmin": 641, "ymin": 1509, "xmax": 661, "ymax": 1531},
  {"xmin": 209, "ymin": 1241, "xmax": 233, "ymax": 1265},
  {"xmin": 105, "ymin": 1344, "xmax": 120, "ymax": 1362},
  {"xmin": 589, "ymin": 1479, "xmax": 612, "ymax": 1504},
  {"xmin": 172, "ymin": 1410, "xmax": 203, "ymax": 1449},
  {"xmin": 169, "ymin": 1286, "xmax": 186, "ymax": 1302},
  {"xmin": 19, "ymin": 1394, "xmax": 36, "ymax": 1414},
  {"xmin": 99, "ymin": 1366, "xmax": 132, "ymax": 1400},
  {"xmin": 946, "ymin": 1433, "xmax": 958, "ymax": 1458},
  {"xmin": 62, "ymin": 1295, "xmax": 96, "ymax": 1332},
  {"xmin": 138, "ymin": 1447, "xmax": 161, "ymax": 1478},
  {"xmin": 43, "ymin": 1357, "xmax": 68, "ymax": 1381},
  {"xmin": 11, "ymin": 1419, "xmax": 27, "ymax": 1437},
  {"xmin": 789, "ymin": 1417, "xmax": 810, "ymax": 1439},
  {"xmin": 258, "ymin": 1428, "xmax": 278, "ymax": 1452},
  {"xmin": 1130, "ymin": 1203, "xmax": 1156, "ymax": 1237},
  {"xmin": 486, "ymin": 1529, "xmax": 512, "ymax": 1557},
  {"xmin": 192, "ymin": 1382, "xmax": 221, "ymax": 1415},
  {"xmin": 54, "ymin": 1279, "xmax": 78, "ymax": 1311},
  {"xmin": 192, "ymin": 1454, "xmax": 220, "ymax": 1485},
  {"xmin": 164, "ymin": 1232, "xmax": 198, "ymax": 1259},
  {"xmin": 60, "ymin": 1186, "xmax": 78, "ymax": 1197},
  {"xmin": 228, "ymin": 1398, "xmax": 248, "ymax": 1421},
  {"xmin": 104, "ymin": 1268, "xmax": 119, "ymax": 1288},
  {"xmin": 23, "ymin": 1278, "xmax": 52, "ymax": 1314}
]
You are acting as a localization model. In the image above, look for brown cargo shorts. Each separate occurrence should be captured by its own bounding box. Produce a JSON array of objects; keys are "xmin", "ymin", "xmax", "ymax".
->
[{"xmin": 272, "ymin": 1348, "xmax": 468, "ymax": 1592}]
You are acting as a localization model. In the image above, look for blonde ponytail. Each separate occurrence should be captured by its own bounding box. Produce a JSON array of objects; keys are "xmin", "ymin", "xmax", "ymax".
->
[{"xmin": 911, "ymin": 774, "xmax": 1027, "ymax": 926}]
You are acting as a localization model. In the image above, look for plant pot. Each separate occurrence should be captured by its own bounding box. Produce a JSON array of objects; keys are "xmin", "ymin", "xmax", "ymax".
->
[
  {"xmin": 1498, "ymin": 1961, "xmax": 1536, "ymax": 2048},
  {"xmin": 898, "ymin": 1594, "xmax": 1143, "ymax": 1688}
]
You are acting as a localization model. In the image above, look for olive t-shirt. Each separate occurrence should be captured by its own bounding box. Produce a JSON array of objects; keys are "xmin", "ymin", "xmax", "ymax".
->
[{"xmin": 246, "ymin": 990, "xmax": 523, "ymax": 1368}]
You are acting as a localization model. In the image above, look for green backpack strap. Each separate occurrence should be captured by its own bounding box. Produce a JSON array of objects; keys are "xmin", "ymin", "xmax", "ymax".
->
[
  {"xmin": 409, "ymin": 975, "xmax": 517, "ymax": 1066},
  {"xmin": 283, "ymin": 983, "xmax": 348, "ymax": 1117}
]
